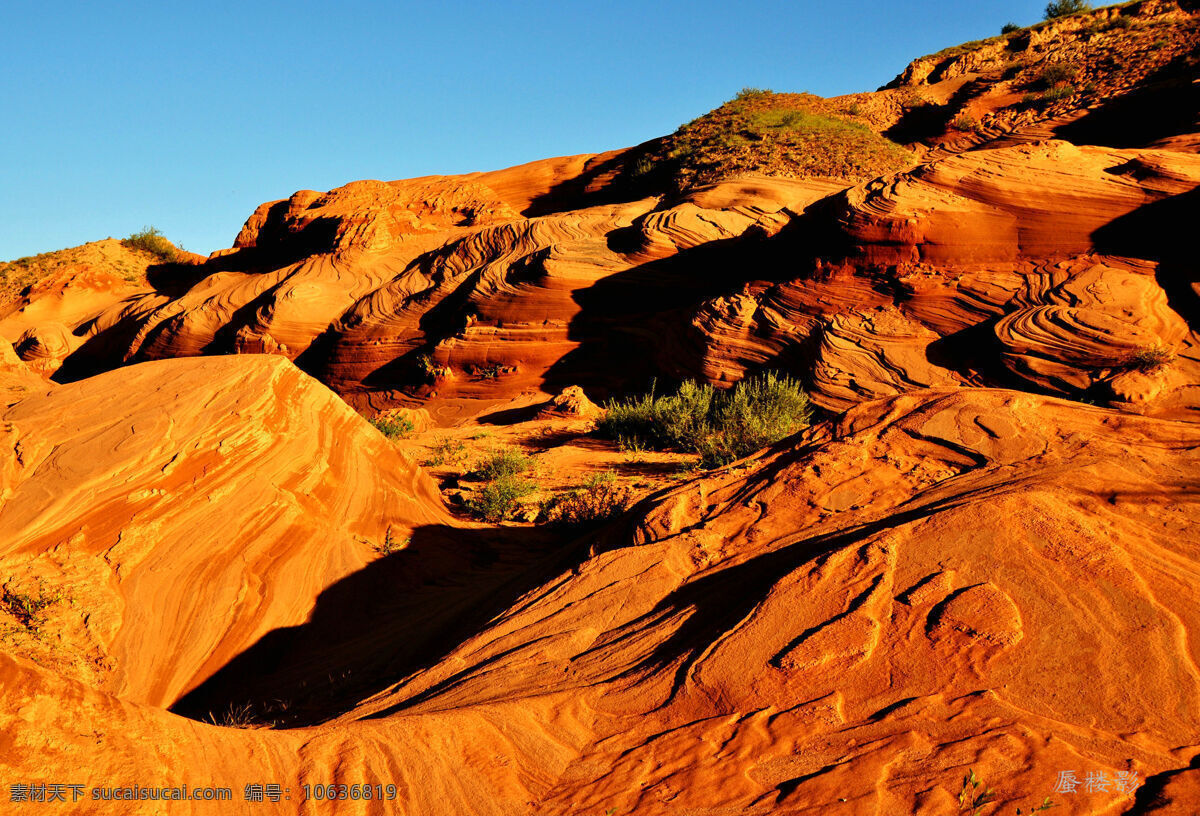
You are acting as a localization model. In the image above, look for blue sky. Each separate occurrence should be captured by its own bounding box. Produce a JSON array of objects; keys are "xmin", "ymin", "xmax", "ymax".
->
[{"xmin": 2, "ymin": 0, "xmax": 1059, "ymax": 259}]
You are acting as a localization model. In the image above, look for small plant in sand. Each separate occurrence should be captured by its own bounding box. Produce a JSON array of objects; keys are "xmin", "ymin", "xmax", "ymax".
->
[
  {"xmin": 373, "ymin": 529, "xmax": 411, "ymax": 556},
  {"xmin": 599, "ymin": 372, "xmax": 811, "ymax": 468},
  {"xmin": 957, "ymin": 769, "xmax": 997, "ymax": 815},
  {"xmin": 369, "ymin": 411, "xmax": 415, "ymax": 440},
  {"xmin": 1, "ymin": 578, "xmax": 66, "ymax": 634},
  {"xmin": 415, "ymin": 354, "xmax": 448, "ymax": 382},
  {"xmin": 207, "ymin": 702, "xmax": 273, "ymax": 729},
  {"xmin": 121, "ymin": 226, "xmax": 178, "ymax": 263},
  {"xmin": 541, "ymin": 472, "xmax": 632, "ymax": 528},
  {"xmin": 950, "ymin": 113, "xmax": 982, "ymax": 132},
  {"xmin": 469, "ymin": 362, "xmax": 505, "ymax": 380},
  {"xmin": 424, "ymin": 437, "xmax": 467, "ymax": 467},
  {"xmin": 1125, "ymin": 344, "xmax": 1174, "ymax": 373}
]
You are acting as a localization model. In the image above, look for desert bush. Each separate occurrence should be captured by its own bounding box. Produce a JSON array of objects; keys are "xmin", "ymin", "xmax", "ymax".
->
[
  {"xmin": 414, "ymin": 353, "xmax": 449, "ymax": 382},
  {"xmin": 472, "ymin": 448, "xmax": 533, "ymax": 480},
  {"xmin": 950, "ymin": 113, "xmax": 981, "ymax": 132},
  {"xmin": 598, "ymin": 379, "xmax": 715, "ymax": 452},
  {"xmin": 469, "ymin": 363, "xmax": 504, "ymax": 380},
  {"xmin": 1109, "ymin": 13, "xmax": 1132, "ymax": 29},
  {"xmin": 467, "ymin": 474, "xmax": 536, "ymax": 522},
  {"xmin": 1040, "ymin": 84, "xmax": 1075, "ymax": 102},
  {"xmin": 1125, "ymin": 344, "xmax": 1175, "ymax": 373},
  {"xmin": 1001, "ymin": 22, "xmax": 1022, "ymax": 34},
  {"xmin": 369, "ymin": 412, "xmax": 415, "ymax": 439},
  {"xmin": 1034, "ymin": 63, "xmax": 1078, "ymax": 88},
  {"xmin": 1044, "ymin": 0, "xmax": 1091, "ymax": 19},
  {"xmin": 541, "ymin": 472, "xmax": 632, "ymax": 528},
  {"xmin": 121, "ymin": 226, "xmax": 178, "ymax": 263},
  {"xmin": 1022, "ymin": 83, "xmax": 1075, "ymax": 108},
  {"xmin": 206, "ymin": 702, "xmax": 274, "ymax": 729},
  {"xmin": 599, "ymin": 372, "xmax": 811, "ymax": 468},
  {"xmin": 631, "ymin": 154, "xmax": 656, "ymax": 178},
  {"xmin": 734, "ymin": 87, "xmax": 772, "ymax": 100},
  {"xmin": 696, "ymin": 372, "xmax": 812, "ymax": 467},
  {"xmin": 1, "ymin": 578, "xmax": 64, "ymax": 633},
  {"xmin": 373, "ymin": 529, "xmax": 411, "ymax": 556},
  {"xmin": 423, "ymin": 437, "xmax": 466, "ymax": 467}
]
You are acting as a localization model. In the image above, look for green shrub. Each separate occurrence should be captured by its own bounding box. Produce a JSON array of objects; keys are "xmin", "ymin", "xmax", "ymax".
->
[
  {"xmin": 373, "ymin": 529, "xmax": 411, "ymax": 556},
  {"xmin": 121, "ymin": 226, "xmax": 178, "ymax": 263},
  {"xmin": 1125, "ymin": 344, "xmax": 1174, "ymax": 373},
  {"xmin": 1035, "ymin": 63, "xmax": 1078, "ymax": 88},
  {"xmin": 598, "ymin": 372, "xmax": 811, "ymax": 468},
  {"xmin": 950, "ymin": 113, "xmax": 981, "ymax": 132},
  {"xmin": 469, "ymin": 363, "xmax": 504, "ymax": 380},
  {"xmin": 1, "ymin": 578, "xmax": 64, "ymax": 633},
  {"xmin": 1001, "ymin": 22, "xmax": 1021, "ymax": 34},
  {"xmin": 414, "ymin": 353, "xmax": 448, "ymax": 382},
  {"xmin": 467, "ymin": 474, "xmax": 536, "ymax": 522},
  {"xmin": 697, "ymin": 372, "xmax": 813, "ymax": 467},
  {"xmin": 957, "ymin": 768, "xmax": 996, "ymax": 814},
  {"xmin": 631, "ymin": 154, "xmax": 656, "ymax": 178},
  {"xmin": 598, "ymin": 379, "xmax": 715, "ymax": 452},
  {"xmin": 1022, "ymin": 83, "xmax": 1075, "ymax": 108},
  {"xmin": 423, "ymin": 437, "xmax": 466, "ymax": 467},
  {"xmin": 369, "ymin": 412, "xmax": 415, "ymax": 439},
  {"xmin": 541, "ymin": 472, "xmax": 632, "ymax": 528},
  {"xmin": 734, "ymin": 87, "xmax": 772, "ymax": 100},
  {"xmin": 1040, "ymin": 84, "xmax": 1075, "ymax": 102},
  {"xmin": 1044, "ymin": 0, "xmax": 1091, "ymax": 19},
  {"xmin": 473, "ymin": 448, "xmax": 533, "ymax": 480}
]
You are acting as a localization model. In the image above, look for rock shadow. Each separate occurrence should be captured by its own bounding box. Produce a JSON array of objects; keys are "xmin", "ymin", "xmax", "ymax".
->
[
  {"xmin": 1055, "ymin": 46, "xmax": 1200, "ymax": 149},
  {"xmin": 541, "ymin": 201, "xmax": 843, "ymax": 400},
  {"xmin": 169, "ymin": 522, "xmax": 588, "ymax": 728}
]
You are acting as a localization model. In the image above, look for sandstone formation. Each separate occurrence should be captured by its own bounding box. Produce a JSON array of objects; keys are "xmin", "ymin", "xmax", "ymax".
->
[
  {"xmin": 1, "ymin": 2, "xmax": 1199, "ymax": 813},
  {"xmin": 2, "ymin": 380, "xmax": 1199, "ymax": 814}
]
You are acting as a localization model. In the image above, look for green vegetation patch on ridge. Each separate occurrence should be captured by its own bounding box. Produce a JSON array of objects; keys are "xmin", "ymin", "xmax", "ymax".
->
[
  {"xmin": 633, "ymin": 91, "xmax": 913, "ymax": 192},
  {"xmin": 121, "ymin": 226, "xmax": 179, "ymax": 263}
]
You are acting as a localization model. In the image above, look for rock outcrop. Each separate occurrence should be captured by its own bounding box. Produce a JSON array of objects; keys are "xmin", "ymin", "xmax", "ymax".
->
[
  {"xmin": 3, "ymin": 383, "xmax": 1199, "ymax": 814},
  {"xmin": 1, "ymin": 7, "xmax": 1199, "ymax": 812}
]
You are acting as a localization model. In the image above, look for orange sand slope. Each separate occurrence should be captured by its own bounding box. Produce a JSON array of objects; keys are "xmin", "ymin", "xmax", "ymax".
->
[{"xmin": 1, "ymin": 372, "xmax": 1199, "ymax": 813}]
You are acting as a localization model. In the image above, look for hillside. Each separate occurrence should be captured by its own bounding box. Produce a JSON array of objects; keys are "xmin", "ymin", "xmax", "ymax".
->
[{"xmin": 1, "ymin": 1, "xmax": 1199, "ymax": 814}]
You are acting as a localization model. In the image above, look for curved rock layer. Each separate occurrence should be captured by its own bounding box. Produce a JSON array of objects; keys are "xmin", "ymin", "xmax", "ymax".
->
[
  {"xmin": 3, "ymin": 383, "xmax": 1199, "ymax": 814},
  {"xmin": 4, "ymin": 139, "xmax": 1196, "ymax": 420},
  {"xmin": 0, "ymin": 355, "xmax": 450, "ymax": 709},
  {"xmin": 838, "ymin": 143, "xmax": 1200, "ymax": 265}
]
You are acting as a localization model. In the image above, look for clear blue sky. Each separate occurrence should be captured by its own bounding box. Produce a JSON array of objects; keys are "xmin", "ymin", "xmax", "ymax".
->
[{"xmin": 1, "ymin": 0, "xmax": 1058, "ymax": 260}]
